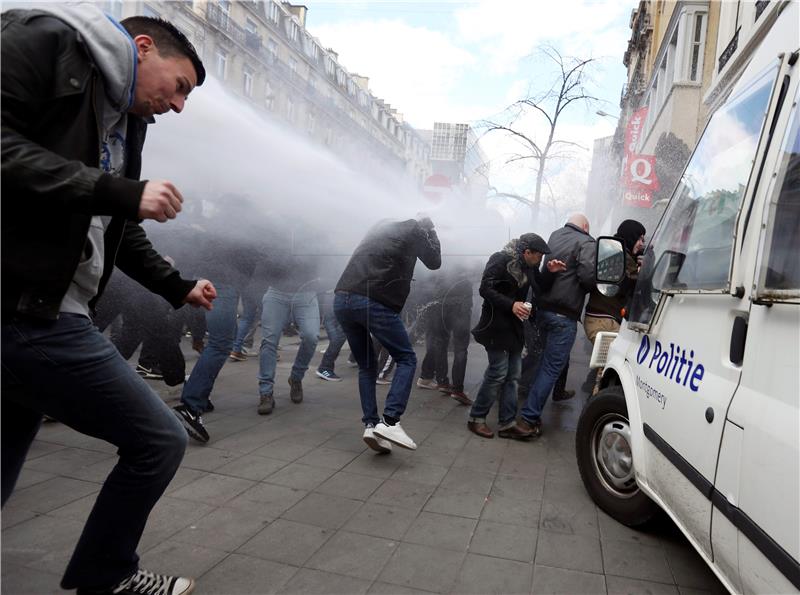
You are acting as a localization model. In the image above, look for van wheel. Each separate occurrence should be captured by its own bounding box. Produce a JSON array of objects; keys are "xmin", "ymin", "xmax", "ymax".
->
[{"xmin": 576, "ymin": 386, "xmax": 657, "ymax": 527}]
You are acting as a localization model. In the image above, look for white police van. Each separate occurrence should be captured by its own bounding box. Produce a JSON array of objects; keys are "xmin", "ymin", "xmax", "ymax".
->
[{"xmin": 576, "ymin": 2, "xmax": 799, "ymax": 593}]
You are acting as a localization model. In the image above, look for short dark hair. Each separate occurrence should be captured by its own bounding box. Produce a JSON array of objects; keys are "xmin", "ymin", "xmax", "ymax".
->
[{"xmin": 121, "ymin": 16, "xmax": 205, "ymax": 86}]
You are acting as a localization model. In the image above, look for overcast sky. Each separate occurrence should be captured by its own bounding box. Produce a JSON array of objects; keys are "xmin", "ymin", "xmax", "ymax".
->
[{"xmin": 305, "ymin": 0, "xmax": 633, "ymax": 211}]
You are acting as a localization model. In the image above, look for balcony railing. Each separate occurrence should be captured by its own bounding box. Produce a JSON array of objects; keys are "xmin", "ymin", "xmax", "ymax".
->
[{"xmin": 718, "ymin": 27, "xmax": 740, "ymax": 73}]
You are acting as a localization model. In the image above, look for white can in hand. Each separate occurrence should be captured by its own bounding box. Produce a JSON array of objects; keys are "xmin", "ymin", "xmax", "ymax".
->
[{"xmin": 522, "ymin": 302, "xmax": 532, "ymax": 319}]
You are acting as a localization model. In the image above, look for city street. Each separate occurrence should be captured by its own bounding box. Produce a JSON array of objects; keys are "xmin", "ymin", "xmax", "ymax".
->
[{"xmin": 2, "ymin": 333, "xmax": 725, "ymax": 594}]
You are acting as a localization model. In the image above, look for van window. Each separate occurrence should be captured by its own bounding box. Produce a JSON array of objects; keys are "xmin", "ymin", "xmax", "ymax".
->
[
  {"xmin": 628, "ymin": 66, "xmax": 777, "ymax": 325},
  {"xmin": 761, "ymin": 98, "xmax": 800, "ymax": 294}
]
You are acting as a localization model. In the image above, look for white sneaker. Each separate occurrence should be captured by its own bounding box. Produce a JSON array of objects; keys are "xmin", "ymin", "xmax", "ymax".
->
[
  {"xmin": 416, "ymin": 378, "xmax": 439, "ymax": 390},
  {"xmin": 373, "ymin": 421, "xmax": 417, "ymax": 450},
  {"xmin": 363, "ymin": 426, "xmax": 392, "ymax": 454}
]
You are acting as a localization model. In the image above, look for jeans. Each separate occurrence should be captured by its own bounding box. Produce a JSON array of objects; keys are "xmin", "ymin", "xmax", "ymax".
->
[
  {"xmin": 319, "ymin": 304, "xmax": 347, "ymax": 372},
  {"xmin": 257, "ymin": 289, "xmax": 319, "ymax": 396},
  {"xmin": 521, "ymin": 310, "xmax": 578, "ymax": 422},
  {"xmin": 2, "ymin": 314, "xmax": 187, "ymax": 590},
  {"xmin": 334, "ymin": 292, "xmax": 417, "ymax": 426},
  {"xmin": 469, "ymin": 347, "xmax": 522, "ymax": 428},
  {"xmin": 232, "ymin": 286, "xmax": 262, "ymax": 353},
  {"xmin": 181, "ymin": 284, "xmax": 239, "ymax": 413}
]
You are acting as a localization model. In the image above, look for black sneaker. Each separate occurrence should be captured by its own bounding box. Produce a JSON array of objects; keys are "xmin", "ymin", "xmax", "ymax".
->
[
  {"xmin": 136, "ymin": 364, "xmax": 163, "ymax": 380},
  {"xmin": 552, "ymin": 389, "xmax": 576, "ymax": 402},
  {"xmin": 173, "ymin": 404, "xmax": 209, "ymax": 443},
  {"xmin": 204, "ymin": 400, "xmax": 215, "ymax": 413},
  {"xmin": 76, "ymin": 567, "xmax": 195, "ymax": 595}
]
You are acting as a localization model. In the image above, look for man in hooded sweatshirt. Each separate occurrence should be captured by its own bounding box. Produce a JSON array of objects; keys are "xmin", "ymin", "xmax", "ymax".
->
[
  {"xmin": 2, "ymin": 6, "xmax": 212, "ymax": 594},
  {"xmin": 469, "ymin": 233, "xmax": 566, "ymax": 439}
]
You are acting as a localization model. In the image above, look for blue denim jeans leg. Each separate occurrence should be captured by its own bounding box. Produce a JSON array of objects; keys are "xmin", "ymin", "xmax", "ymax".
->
[
  {"xmin": 257, "ymin": 289, "xmax": 319, "ymax": 396},
  {"xmin": 232, "ymin": 286, "xmax": 262, "ymax": 353},
  {"xmin": 319, "ymin": 305, "xmax": 347, "ymax": 372},
  {"xmin": 333, "ymin": 292, "xmax": 417, "ymax": 426},
  {"xmin": 2, "ymin": 314, "xmax": 187, "ymax": 590},
  {"xmin": 520, "ymin": 310, "xmax": 578, "ymax": 423},
  {"xmin": 181, "ymin": 284, "xmax": 239, "ymax": 413},
  {"xmin": 469, "ymin": 347, "xmax": 522, "ymax": 428}
]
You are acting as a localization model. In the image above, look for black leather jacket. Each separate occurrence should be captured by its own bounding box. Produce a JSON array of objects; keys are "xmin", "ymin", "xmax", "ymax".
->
[
  {"xmin": 336, "ymin": 219, "xmax": 441, "ymax": 312},
  {"xmin": 1, "ymin": 9, "xmax": 194, "ymax": 319}
]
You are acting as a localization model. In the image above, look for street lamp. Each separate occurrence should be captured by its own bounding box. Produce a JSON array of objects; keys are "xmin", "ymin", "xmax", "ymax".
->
[{"xmin": 596, "ymin": 110, "xmax": 619, "ymax": 120}]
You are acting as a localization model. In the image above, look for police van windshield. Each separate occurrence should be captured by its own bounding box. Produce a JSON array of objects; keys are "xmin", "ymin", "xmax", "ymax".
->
[{"xmin": 628, "ymin": 65, "xmax": 778, "ymax": 326}]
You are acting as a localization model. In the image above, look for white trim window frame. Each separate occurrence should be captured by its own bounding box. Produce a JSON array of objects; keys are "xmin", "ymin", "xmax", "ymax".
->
[
  {"xmin": 243, "ymin": 67, "xmax": 254, "ymax": 97},
  {"xmin": 215, "ymin": 47, "xmax": 228, "ymax": 80}
]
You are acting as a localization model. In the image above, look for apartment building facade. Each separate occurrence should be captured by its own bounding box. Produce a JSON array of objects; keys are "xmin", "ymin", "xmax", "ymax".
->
[{"xmin": 103, "ymin": 0, "xmax": 431, "ymax": 185}]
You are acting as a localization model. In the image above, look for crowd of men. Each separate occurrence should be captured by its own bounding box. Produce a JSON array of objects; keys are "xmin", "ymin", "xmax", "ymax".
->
[{"xmin": 0, "ymin": 5, "xmax": 646, "ymax": 595}]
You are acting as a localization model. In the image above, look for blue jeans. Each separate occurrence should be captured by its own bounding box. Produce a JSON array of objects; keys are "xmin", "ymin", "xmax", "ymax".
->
[
  {"xmin": 319, "ymin": 303, "xmax": 347, "ymax": 372},
  {"xmin": 257, "ymin": 289, "xmax": 319, "ymax": 396},
  {"xmin": 334, "ymin": 292, "xmax": 417, "ymax": 426},
  {"xmin": 469, "ymin": 347, "xmax": 522, "ymax": 428},
  {"xmin": 181, "ymin": 284, "xmax": 239, "ymax": 413},
  {"xmin": 232, "ymin": 286, "xmax": 262, "ymax": 353},
  {"xmin": 521, "ymin": 310, "xmax": 578, "ymax": 422},
  {"xmin": 2, "ymin": 314, "xmax": 187, "ymax": 590}
]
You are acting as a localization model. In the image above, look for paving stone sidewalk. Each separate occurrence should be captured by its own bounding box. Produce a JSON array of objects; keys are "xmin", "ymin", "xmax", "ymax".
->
[{"xmin": 2, "ymin": 336, "xmax": 725, "ymax": 594}]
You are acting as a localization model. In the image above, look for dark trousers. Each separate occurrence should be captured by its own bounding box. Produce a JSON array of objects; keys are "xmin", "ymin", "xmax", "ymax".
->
[
  {"xmin": 420, "ymin": 300, "xmax": 472, "ymax": 390},
  {"xmin": 1, "ymin": 314, "xmax": 187, "ymax": 590}
]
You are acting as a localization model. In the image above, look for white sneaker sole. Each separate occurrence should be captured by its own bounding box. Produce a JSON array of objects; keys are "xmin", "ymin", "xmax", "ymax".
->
[
  {"xmin": 373, "ymin": 427, "xmax": 417, "ymax": 450},
  {"xmin": 363, "ymin": 434, "xmax": 392, "ymax": 454}
]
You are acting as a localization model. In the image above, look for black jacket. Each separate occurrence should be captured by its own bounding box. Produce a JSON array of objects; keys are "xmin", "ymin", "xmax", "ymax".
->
[
  {"xmin": 335, "ymin": 219, "xmax": 441, "ymax": 312},
  {"xmin": 1, "ymin": 9, "xmax": 194, "ymax": 320},
  {"xmin": 472, "ymin": 250, "xmax": 554, "ymax": 352},
  {"xmin": 538, "ymin": 223, "xmax": 596, "ymax": 321}
]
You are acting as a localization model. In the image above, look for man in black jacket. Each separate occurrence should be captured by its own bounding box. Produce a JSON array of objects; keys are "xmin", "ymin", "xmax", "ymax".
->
[
  {"xmin": 468, "ymin": 234, "xmax": 566, "ymax": 439},
  {"xmin": 519, "ymin": 214, "xmax": 595, "ymax": 437},
  {"xmin": 335, "ymin": 217, "xmax": 441, "ymax": 452},
  {"xmin": 2, "ymin": 6, "xmax": 213, "ymax": 595}
]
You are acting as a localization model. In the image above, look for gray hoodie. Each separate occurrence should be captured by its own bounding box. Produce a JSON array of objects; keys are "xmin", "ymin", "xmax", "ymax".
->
[{"xmin": 46, "ymin": 3, "xmax": 139, "ymax": 316}]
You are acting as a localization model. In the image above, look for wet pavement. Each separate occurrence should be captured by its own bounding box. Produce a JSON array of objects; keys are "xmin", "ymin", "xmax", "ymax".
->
[{"xmin": 2, "ymin": 330, "xmax": 726, "ymax": 594}]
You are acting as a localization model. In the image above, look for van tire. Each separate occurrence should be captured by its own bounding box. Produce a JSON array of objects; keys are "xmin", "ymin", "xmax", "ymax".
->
[{"xmin": 576, "ymin": 386, "xmax": 658, "ymax": 527}]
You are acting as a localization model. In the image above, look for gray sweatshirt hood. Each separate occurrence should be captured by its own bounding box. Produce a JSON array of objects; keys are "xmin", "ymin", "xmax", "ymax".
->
[{"xmin": 44, "ymin": 2, "xmax": 136, "ymax": 112}]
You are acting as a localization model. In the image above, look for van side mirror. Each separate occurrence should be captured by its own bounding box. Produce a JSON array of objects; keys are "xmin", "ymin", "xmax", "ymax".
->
[{"xmin": 596, "ymin": 236, "xmax": 625, "ymax": 285}]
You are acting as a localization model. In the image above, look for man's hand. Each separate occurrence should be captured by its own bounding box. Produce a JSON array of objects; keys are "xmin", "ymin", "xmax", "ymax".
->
[
  {"xmin": 546, "ymin": 259, "xmax": 567, "ymax": 273},
  {"xmin": 183, "ymin": 279, "xmax": 217, "ymax": 310},
  {"xmin": 139, "ymin": 180, "xmax": 184, "ymax": 222},
  {"xmin": 512, "ymin": 301, "xmax": 530, "ymax": 321}
]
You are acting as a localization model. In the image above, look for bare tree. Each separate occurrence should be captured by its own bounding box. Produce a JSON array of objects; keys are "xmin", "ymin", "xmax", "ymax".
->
[{"xmin": 482, "ymin": 46, "xmax": 599, "ymax": 224}]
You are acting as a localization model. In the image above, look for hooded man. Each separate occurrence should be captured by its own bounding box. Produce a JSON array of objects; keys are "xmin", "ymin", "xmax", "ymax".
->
[
  {"xmin": 2, "ymin": 6, "xmax": 211, "ymax": 594},
  {"xmin": 468, "ymin": 233, "xmax": 566, "ymax": 439}
]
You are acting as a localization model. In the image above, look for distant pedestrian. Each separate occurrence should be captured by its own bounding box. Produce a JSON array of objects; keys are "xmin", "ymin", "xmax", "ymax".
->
[{"xmin": 335, "ymin": 217, "xmax": 441, "ymax": 452}]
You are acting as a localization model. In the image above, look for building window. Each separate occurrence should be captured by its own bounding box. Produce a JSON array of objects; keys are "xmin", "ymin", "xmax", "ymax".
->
[
  {"xmin": 269, "ymin": 1, "xmax": 280, "ymax": 24},
  {"xmin": 688, "ymin": 12, "xmax": 707, "ymax": 81},
  {"xmin": 307, "ymin": 112, "xmax": 315, "ymax": 134},
  {"xmin": 267, "ymin": 39, "xmax": 278, "ymax": 64},
  {"xmin": 287, "ymin": 97, "xmax": 295, "ymax": 122},
  {"xmin": 103, "ymin": 0, "xmax": 123, "ymax": 20},
  {"xmin": 243, "ymin": 67, "xmax": 254, "ymax": 97},
  {"xmin": 325, "ymin": 56, "xmax": 335, "ymax": 76},
  {"xmin": 289, "ymin": 57, "xmax": 298, "ymax": 80},
  {"xmin": 217, "ymin": 0, "xmax": 230, "ymax": 28},
  {"xmin": 215, "ymin": 48, "xmax": 227, "ymax": 80},
  {"xmin": 245, "ymin": 18, "xmax": 257, "ymax": 35},
  {"xmin": 264, "ymin": 81, "xmax": 274, "ymax": 110},
  {"xmin": 289, "ymin": 21, "xmax": 299, "ymax": 43}
]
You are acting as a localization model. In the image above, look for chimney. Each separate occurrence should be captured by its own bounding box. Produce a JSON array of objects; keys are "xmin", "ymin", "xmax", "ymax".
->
[
  {"xmin": 352, "ymin": 74, "xmax": 370, "ymax": 91},
  {"xmin": 327, "ymin": 48, "xmax": 339, "ymax": 61},
  {"xmin": 283, "ymin": 3, "xmax": 308, "ymax": 28}
]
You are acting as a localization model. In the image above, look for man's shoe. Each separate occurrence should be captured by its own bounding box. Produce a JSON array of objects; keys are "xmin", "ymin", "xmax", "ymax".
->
[
  {"xmin": 258, "ymin": 393, "xmax": 275, "ymax": 415},
  {"xmin": 229, "ymin": 351, "xmax": 247, "ymax": 362},
  {"xmin": 449, "ymin": 390, "xmax": 473, "ymax": 406},
  {"xmin": 517, "ymin": 419, "xmax": 542, "ymax": 439},
  {"xmin": 204, "ymin": 400, "xmax": 215, "ymax": 413},
  {"xmin": 136, "ymin": 364, "xmax": 163, "ymax": 380},
  {"xmin": 498, "ymin": 423, "xmax": 534, "ymax": 441},
  {"xmin": 373, "ymin": 421, "xmax": 417, "ymax": 450},
  {"xmin": 316, "ymin": 369, "xmax": 342, "ymax": 382},
  {"xmin": 191, "ymin": 340, "xmax": 204, "ymax": 354},
  {"xmin": 362, "ymin": 425, "xmax": 392, "ymax": 454},
  {"xmin": 77, "ymin": 567, "xmax": 195, "ymax": 595},
  {"xmin": 552, "ymin": 388, "xmax": 576, "ymax": 402},
  {"xmin": 174, "ymin": 405, "xmax": 209, "ymax": 443},
  {"xmin": 467, "ymin": 420, "xmax": 494, "ymax": 439},
  {"xmin": 375, "ymin": 377, "xmax": 391, "ymax": 385},
  {"xmin": 288, "ymin": 378, "xmax": 303, "ymax": 403},
  {"xmin": 416, "ymin": 378, "xmax": 439, "ymax": 390},
  {"xmin": 438, "ymin": 383, "xmax": 455, "ymax": 394}
]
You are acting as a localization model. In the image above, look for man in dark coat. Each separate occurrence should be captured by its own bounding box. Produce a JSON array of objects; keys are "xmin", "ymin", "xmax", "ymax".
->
[
  {"xmin": 335, "ymin": 217, "xmax": 441, "ymax": 452},
  {"xmin": 1, "ymin": 6, "xmax": 212, "ymax": 594},
  {"xmin": 468, "ymin": 234, "xmax": 566, "ymax": 439}
]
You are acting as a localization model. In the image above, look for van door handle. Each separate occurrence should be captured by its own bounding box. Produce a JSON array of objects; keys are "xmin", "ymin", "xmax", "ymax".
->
[{"xmin": 729, "ymin": 315, "xmax": 747, "ymax": 365}]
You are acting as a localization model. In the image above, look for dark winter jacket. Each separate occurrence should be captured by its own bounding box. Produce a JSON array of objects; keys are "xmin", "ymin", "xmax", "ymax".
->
[
  {"xmin": 538, "ymin": 223, "xmax": 596, "ymax": 321},
  {"xmin": 472, "ymin": 243, "xmax": 555, "ymax": 352},
  {"xmin": 335, "ymin": 219, "xmax": 441, "ymax": 312},
  {"xmin": 1, "ymin": 9, "xmax": 194, "ymax": 320}
]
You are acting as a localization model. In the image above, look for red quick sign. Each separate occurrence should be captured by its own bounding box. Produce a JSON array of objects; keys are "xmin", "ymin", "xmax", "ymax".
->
[{"xmin": 621, "ymin": 106, "xmax": 659, "ymax": 208}]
